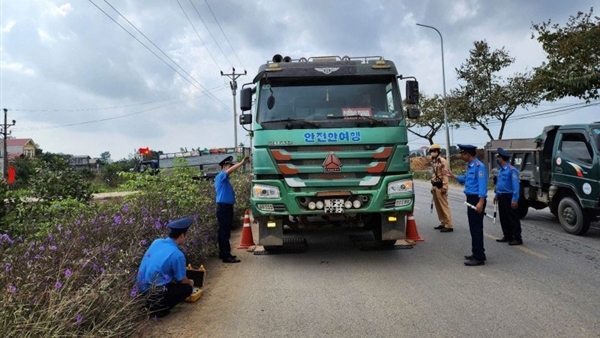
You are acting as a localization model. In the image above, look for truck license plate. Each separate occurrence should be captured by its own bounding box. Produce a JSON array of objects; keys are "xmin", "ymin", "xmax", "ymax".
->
[{"xmin": 324, "ymin": 199, "xmax": 344, "ymax": 213}]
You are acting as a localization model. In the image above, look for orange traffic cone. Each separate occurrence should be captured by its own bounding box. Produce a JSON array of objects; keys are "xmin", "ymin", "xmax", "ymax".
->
[
  {"xmin": 405, "ymin": 212, "xmax": 424, "ymax": 242},
  {"xmin": 237, "ymin": 209, "xmax": 255, "ymax": 249}
]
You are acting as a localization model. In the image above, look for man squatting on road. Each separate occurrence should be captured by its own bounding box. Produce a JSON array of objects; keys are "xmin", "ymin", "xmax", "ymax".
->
[{"xmin": 136, "ymin": 217, "xmax": 194, "ymax": 318}]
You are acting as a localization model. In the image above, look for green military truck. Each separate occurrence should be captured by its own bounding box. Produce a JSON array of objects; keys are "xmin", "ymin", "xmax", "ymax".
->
[
  {"xmin": 239, "ymin": 54, "xmax": 420, "ymax": 248},
  {"xmin": 485, "ymin": 123, "xmax": 600, "ymax": 235}
]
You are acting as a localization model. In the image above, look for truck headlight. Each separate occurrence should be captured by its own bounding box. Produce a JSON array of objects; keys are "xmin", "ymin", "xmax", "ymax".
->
[
  {"xmin": 253, "ymin": 184, "xmax": 280, "ymax": 199},
  {"xmin": 387, "ymin": 179, "xmax": 413, "ymax": 195}
]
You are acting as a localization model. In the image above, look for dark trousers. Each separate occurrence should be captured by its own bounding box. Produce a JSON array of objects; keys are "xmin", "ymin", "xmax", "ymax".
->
[
  {"xmin": 145, "ymin": 283, "xmax": 193, "ymax": 317},
  {"xmin": 216, "ymin": 203, "xmax": 234, "ymax": 258},
  {"xmin": 497, "ymin": 193, "xmax": 522, "ymax": 240},
  {"xmin": 466, "ymin": 194, "xmax": 486, "ymax": 260}
]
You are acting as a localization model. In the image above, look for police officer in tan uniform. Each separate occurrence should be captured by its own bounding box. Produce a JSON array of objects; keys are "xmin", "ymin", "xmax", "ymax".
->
[{"xmin": 430, "ymin": 144, "xmax": 453, "ymax": 232}]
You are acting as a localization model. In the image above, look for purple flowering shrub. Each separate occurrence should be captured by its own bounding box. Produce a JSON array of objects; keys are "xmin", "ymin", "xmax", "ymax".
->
[{"xmin": 0, "ymin": 166, "xmax": 251, "ymax": 337}]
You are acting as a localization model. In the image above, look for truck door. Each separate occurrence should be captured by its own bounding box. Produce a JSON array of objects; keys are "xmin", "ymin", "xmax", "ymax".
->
[{"xmin": 554, "ymin": 130, "xmax": 599, "ymax": 207}]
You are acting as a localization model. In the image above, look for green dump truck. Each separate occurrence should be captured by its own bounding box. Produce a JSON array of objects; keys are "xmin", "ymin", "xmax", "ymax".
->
[
  {"xmin": 239, "ymin": 54, "xmax": 420, "ymax": 248},
  {"xmin": 485, "ymin": 123, "xmax": 600, "ymax": 235}
]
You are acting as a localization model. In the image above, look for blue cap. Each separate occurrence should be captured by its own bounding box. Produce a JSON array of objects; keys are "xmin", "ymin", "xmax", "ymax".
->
[
  {"xmin": 219, "ymin": 156, "xmax": 234, "ymax": 167},
  {"xmin": 497, "ymin": 147, "xmax": 511, "ymax": 158},
  {"xmin": 457, "ymin": 144, "xmax": 477, "ymax": 151},
  {"xmin": 167, "ymin": 217, "xmax": 193, "ymax": 230}
]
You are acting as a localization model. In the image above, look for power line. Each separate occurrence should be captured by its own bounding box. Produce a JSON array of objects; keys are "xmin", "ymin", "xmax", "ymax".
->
[
  {"xmin": 202, "ymin": 0, "xmax": 246, "ymax": 70},
  {"xmin": 101, "ymin": 0, "xmax": 229, "ymax": 110},
  {"xmin": 88, "ymin": 0, "xmax": 229, "ymax": 111},
  {"xmin": 188, "ymin": 0, "xmax": 234, "ymax": 68},
  {"xmin": 176, "ymin": 0, "xmax": 222, "ymax": 70},
  {"xmin": 8, "ymin": 88, "xmax": 223, "ymax": 113},
  {"xmin": 13, "ymin": 97, "xmax": 190, "ymax": 132},
  {"xmin": 12, "ymin": 86, "xmax": 227, "ymax": 132},
  {"xmin": 486, "ymin": 101, "xmax": 599, "ymax": 126}
]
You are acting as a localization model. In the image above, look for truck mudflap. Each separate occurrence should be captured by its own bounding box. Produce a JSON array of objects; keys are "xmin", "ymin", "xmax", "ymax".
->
[
  {"xmin": 372, "ymin": 212, "xmax": 407, "ymax": 241},
  {"xmin": 381, "ymin": 213, "xmax": 407, "ymax": 240},
  {"xmin": 256, "ymin": 217, "xmax": 284, "ymax": 246}
]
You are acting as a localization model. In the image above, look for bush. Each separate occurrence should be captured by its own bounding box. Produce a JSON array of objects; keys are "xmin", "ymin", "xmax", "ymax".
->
[{"xmin": 0, "ymin": 166, "xmax": 251, "ymax": 337}]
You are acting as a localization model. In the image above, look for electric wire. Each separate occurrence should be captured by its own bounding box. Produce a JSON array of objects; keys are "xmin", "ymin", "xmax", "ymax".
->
[
  {"xmin": 12, "ymin": 85, "xmax": 228, "ymax": 131},
  {"xmin": 176, "ymin": 0, "xmax": 222, "ymax": 70},
  {"xmin": 202, "ymin": 0, "xmax": 246, "ymax": 70},
  {"xmin": 9, "ymin": 92, "xmax": 211, "ymax": 113},
  {"xmin": 88, "ymin": 0, "xmax": 229, "ymax": 111},
  {"xmin": 408, "ymin": 101, "xmax": 599, "ymax": 148},
  {"xmin": 188, "ymin": 0, "xmax": 234, "ymax": 68},
  {"xmin": 101, "ymin": 0, "xmax": 228, "ymax": 110}
]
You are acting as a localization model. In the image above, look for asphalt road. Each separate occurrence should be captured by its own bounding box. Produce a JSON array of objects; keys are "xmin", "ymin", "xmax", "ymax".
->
[{"xmin": 159, "ymin": 180, "xmax": 600, "ymax": 338}]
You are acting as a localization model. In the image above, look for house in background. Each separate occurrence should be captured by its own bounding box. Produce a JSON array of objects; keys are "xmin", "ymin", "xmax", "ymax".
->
[
  {"xmin": 0, "ymin": 138, "xmax": 37, "ymax": 173},
  {"xmin": 67, "ymin": 155, "xmax": 97, "ymax": 171}
]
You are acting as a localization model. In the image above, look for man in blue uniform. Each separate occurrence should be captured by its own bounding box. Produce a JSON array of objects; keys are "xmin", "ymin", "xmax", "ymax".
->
[
  {"xmin": 137, "ymin": 217, "xmax": 194, "ymax": 318},
  {"xmin": 215, "ymin": 155, "xmax": 249, "ymax": 263},
  {"xmin": 494, "ymin": 148, "xmax": 523, "ymax": 245},
  {"xmin": 444, "ymin": 144, "xmax": 489, "ymax": 266}
]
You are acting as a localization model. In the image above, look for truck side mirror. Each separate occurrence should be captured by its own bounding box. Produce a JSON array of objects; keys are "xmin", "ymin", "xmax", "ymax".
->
[
  {"xmin": 240, "ymin": 87, "xmax": 253, "ymax": 111},
  {"xmin": 405, "ymin": 81, "xmax": 419, "ymax": 105},
  {"xmin": 407, "ymin": 108, "xmax": 420, "ymax": 119},
  {"xmin": 239, "ymin": 114, "xmax": 252, "ymax": 125}
]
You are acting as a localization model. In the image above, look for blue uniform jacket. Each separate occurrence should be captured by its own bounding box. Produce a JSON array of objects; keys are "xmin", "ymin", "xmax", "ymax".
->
[
  {"xmin": 495, "ymin": 163, "xmax": 520, "ymax": 202},
  {"xmin": 456, "ymin": 158, "xmax": 488, "ymax": 198},
  {"xmin": 215, "ymin": 170, "xmax": 235, "ymax": 204},
  {"xmin": 136, "ymin": 238, "xmax": 187, "ymax": 293}
]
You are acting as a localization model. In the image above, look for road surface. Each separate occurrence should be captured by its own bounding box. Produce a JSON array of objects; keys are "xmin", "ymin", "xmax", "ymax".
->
[{"xmin": 144, "ymin": 180, "xmax": 600, "ymax": 338}]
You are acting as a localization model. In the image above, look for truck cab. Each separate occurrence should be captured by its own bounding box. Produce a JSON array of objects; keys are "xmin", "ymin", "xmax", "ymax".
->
[
  {"xmin": 485, "ymin": 123, "xmax": 600, "ymax": 235},
  {"xmin": 239, "ymin": 54, "xmax": 420, "ymax": 248}
]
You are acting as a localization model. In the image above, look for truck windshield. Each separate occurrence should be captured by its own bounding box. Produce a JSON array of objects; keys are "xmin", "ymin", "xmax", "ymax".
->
[
  {"xmin": 257, "ymin": 78, "xmax": 402, "ymax": 125},
  {"xmin": 594, "ymin": 128, "xmax": 600, "ymax": 151}
]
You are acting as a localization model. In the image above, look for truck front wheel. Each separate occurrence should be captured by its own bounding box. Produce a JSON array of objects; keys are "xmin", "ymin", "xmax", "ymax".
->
[
  {"xmin": 517, "ymin": 198, "xmax": 528, "ymax": 219},
  {"xmin": 557, "ymin": 197, "xmax": 591, "ymax": 235}
]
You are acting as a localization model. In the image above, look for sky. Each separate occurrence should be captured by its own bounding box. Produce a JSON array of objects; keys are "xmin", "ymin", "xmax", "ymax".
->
[{"xmin": 1, "ymin": 0, "xmax": 598, "ymax": 160}]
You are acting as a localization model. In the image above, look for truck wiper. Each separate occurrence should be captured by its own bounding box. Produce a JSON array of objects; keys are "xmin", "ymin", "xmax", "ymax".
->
[
  {"xmin": 262, "ymin": 118, "xmax": 320, "ymax": 128},
  {"xmin": 326, "ymin": 115, "xmax": 387, "ymax": 126}
]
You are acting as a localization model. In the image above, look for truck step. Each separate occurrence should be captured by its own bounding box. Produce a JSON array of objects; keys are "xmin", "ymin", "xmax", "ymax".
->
[
  {"xmin": 253, "ymin": 237, "xmax": 308, "ymax": 255},
  {"xmin": 348, "ymin": 234, "xmax": 414, "ymax": 251}
]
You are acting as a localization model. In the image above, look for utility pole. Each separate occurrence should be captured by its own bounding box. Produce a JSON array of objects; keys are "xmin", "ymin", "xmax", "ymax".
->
[
  {"xmin": 1, "ymin": 108, "xmax": 17, "ymax": 179},
  {"xmin": 220, "ymin": 68, "xmax": 246, "ymax": 149},
  {"xmin": 417, "ymin": 23, "xmax": 452, "ymax": 167}
]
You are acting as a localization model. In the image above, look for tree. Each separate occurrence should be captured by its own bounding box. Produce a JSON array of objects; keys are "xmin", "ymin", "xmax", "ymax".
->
[
  {"xmin": 451, "ymin": 41, "xmax": 541, "ymax": 140},
  {"xmin": 407, "ymin": 93, "xmax": 460, "ymax": 145},
  {"xmin": 99, "ymin": 151, "xmax": 112, "ymax": 164},
  {"xmin": 9, "ymin": 156, "xmax": 37, "ymax": 190},
  {"xmin": 531, "ymin": 8, "xmax": 600, "ymax": 102}
]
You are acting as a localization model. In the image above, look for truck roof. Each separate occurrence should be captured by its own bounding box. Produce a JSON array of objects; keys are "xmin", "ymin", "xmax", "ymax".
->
[
  {"xmin": 486, "ymin": 138, "xmax": 538, "ymax": 151},
  {"xmin": 255, "ymin": 55, "xmax": 399, "ymax": 81},
  {"xmin": 486, "ymin": 123, "xmax": 600, "ymax": 151}
]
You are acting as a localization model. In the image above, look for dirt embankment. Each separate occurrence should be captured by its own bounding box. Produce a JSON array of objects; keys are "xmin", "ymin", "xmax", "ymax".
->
[{"xmin": 410, "ymin": 157, "xmax": 432, "ymax": 171}]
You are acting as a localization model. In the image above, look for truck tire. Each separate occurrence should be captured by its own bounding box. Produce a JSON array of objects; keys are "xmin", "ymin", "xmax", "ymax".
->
[
  {"xmin": 517, "ymin": 199, "xmax": 528, "ymax": 219},
  {"xmin": 550, "ymin": 205, "xmax": 558, "ymax": 218},
  {"xmin": 369, "ymin": 214, "xmax": 396, "ymax": 247},
  {"xmin": 557, "ymin": 197, "xmax": 591, "ymax": 235}
]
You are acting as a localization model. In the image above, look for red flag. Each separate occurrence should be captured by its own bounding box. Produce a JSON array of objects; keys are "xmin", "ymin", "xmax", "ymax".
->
[{"xmin": 7, "ymin": 165, "xmax": 16, "ymax": 184}]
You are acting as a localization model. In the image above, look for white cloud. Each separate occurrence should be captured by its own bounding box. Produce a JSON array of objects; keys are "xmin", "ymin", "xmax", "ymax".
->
[
  {"xmin": 37, "ymin": 28, "xmax": 55, "ymax": 44},
  {"xmin": 2, "ymin": 20, "xmax": 16, "ymax": 33},
  {"xmin": 49, "ymin": 3, "xmax": 73, "ymax": 17},
  {"xmin": 448, "ymin": 0, "xmax": 479, "ymax": 23},
  {"xmin": 2, "ymin": 62, "xmax": 36, "ymax": 76}
]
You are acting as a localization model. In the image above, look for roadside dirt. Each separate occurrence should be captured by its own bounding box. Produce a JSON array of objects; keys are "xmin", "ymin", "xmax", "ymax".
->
[
  {"xmin": 139, "ymin": 229, "xmax": 245, "ymax": 338},
  {"xmin": 411, "ymin": 156, "xmax": 432, "ymax": 171}
]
